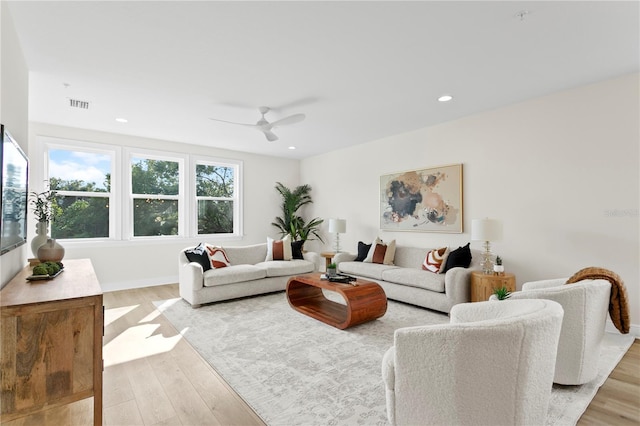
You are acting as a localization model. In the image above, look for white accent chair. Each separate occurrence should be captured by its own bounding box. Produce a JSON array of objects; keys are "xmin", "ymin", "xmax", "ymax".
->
[
  {"xmin": 504, "ymin": 278, "xmax": 611, "ymax": 385},
  {"xmin": 382, "ymin": 299, "xmax": 564, "ymax": 426}
]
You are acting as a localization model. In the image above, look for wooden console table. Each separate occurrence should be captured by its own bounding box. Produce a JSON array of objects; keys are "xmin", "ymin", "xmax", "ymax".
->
[{"xmin": 0, "ymin": 259, "xmax": 103, "ymax": 425}]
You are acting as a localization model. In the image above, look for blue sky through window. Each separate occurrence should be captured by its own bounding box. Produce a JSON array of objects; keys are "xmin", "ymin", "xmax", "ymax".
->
[{"xmin": 49, "ymin": 149, "xmax": 111, "ymax": 191}]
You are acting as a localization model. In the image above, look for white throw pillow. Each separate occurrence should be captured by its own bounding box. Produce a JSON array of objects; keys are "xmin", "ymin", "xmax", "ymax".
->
[{"xmin": 204, "ymin": 244, "xmax": 231, "ymax": 269}]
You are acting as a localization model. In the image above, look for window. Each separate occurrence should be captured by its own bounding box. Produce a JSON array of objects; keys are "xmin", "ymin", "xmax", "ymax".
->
[
  {"xmin": 130, "ymin": 155, "xmax": 182, "ymax": 237},
  {"xmin": 48, "ymin": 148, "xmax": 113, "ymax": 239},
  {"xmin": 195, "ymin": 161, "xmax": 237, "ymax": 235},
  {"xmin": 39, "ymin": 137, "xmax": 242, "ymax": 242}
]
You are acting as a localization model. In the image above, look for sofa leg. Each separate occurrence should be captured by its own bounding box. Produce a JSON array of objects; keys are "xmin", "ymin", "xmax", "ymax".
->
[{"xmin": 191, "ymin": 303, "xmax": 202, "ymax": 309}]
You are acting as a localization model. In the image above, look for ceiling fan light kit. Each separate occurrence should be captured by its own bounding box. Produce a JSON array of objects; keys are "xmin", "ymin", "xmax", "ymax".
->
[{"xmin": 210, "ymin": 106, "xmax": 305, "ymax": 142}]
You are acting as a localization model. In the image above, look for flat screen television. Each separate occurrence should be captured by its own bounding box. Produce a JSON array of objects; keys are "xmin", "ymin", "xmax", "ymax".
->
[{"xmin": 1, "ymin": 124, "xmax": 29, "ymax": 255}]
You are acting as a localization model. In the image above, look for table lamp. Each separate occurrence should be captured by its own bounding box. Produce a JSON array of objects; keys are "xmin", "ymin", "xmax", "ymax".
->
[
  {"xmin": 471, "ymin": 218, "xmax": 503, "ymax": 274},
  {"xmin": 329, "ymin": 218, "xmax": 346, "ymax": 253}
]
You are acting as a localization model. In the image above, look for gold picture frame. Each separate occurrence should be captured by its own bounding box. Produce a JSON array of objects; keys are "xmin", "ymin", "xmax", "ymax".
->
[{"xmin": 380, "ymin": 163, "xmax": 463, "ymax": 233}]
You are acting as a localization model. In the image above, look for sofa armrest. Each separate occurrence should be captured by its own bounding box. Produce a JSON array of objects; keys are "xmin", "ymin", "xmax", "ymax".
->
[
  {"xmin": 443, "ymin": 267, "xmax": 474, "ymax": 306},
  {"xmin": 333, "ymin": 252, "xmax": 357, "ymax": 266},
  {"xmin": 178, "ymin": 250, "xmax": 205, "ymax": 306},
  {"xmin": 303, "ymin": 251, "xmax": 322, "ymax": 272}
]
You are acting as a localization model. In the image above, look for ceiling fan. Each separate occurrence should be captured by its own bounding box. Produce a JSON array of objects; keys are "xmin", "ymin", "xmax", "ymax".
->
[{"xmin": 209, "ymin": 106, "xmax": 305, "ymax": 142}]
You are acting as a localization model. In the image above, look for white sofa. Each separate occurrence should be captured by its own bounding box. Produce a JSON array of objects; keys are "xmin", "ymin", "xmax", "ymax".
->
[
  {"xmin": 382, "ymin": 299, "xmax": 564, "ymax": 425},
  {"xmin": 333, "ymin": 246, "xmax": 481, "ymax": 314},
  {"xmin": 179, "ymin": 243, "xmax": 321, "ymax": 307}
]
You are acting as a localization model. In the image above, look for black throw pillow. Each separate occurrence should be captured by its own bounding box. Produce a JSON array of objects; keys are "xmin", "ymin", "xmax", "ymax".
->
[
  {"xmin": 291, "ymin": 240, "xmax": 305, "ymax": 259},
  {"xmin": 184, "ymin": 243, "xmax": 211, "ymax": 271},
  {"xmin": 354, "ymin": 241, "xmax": 372, "ymax": 262},
  {"xmin": 442, "ymin": 242, "xmax": 472, "ymax": 272}
]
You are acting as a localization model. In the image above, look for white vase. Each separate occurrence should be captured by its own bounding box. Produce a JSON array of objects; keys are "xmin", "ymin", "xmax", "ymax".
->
[
  {"xmin": 31, "ymin": 221, "xmax": 50, "ymax": 257},
  {"xmin": 494, "ymin": 265, "xmax": 505, "ymax": 273}
]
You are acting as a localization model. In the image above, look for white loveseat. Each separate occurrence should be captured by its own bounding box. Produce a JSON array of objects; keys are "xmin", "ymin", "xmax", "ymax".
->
[
  {"xmin": 179, "ymin": 243, "xmax": 321, "ymax": 307},
  {"xmin": 334, "ymin": 246, "xmax": 481, "ymax": 314}
]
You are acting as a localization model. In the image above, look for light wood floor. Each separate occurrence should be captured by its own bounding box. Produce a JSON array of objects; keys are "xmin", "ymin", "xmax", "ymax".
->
[{"xmin": 2, "ymin": 284, "xmax": 638, "ymax": 425}]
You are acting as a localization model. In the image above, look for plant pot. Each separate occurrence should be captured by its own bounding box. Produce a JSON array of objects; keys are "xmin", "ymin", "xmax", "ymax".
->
[
  {"xmin": 37, "ymin": 238, "xmax": 65, "ymax": 262},
  {"xmin": 31, "ymin": 221, "xmax": 50, "ymax": 257},
  {"xmin": 493, "ymin": 265, "xmax": 505, "ymax": 274},
  {"xmin": 327, "ymin": 268, "xmax": 337, "ymax": 277}
]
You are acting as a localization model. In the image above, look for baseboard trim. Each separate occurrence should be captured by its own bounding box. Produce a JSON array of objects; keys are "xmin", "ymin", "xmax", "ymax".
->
[{"xmin": 100, "ymin": 275, "xmax": 178, "ymax": 292}]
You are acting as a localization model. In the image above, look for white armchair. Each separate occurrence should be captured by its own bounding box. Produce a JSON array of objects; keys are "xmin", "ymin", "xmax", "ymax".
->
[
  {"xmin": 506, "ymin": 278, "xmax": 611, "ymax": 385},
  {"xmin": 382, "ymin": 299, "xmax": 564, "ymax": 426}
]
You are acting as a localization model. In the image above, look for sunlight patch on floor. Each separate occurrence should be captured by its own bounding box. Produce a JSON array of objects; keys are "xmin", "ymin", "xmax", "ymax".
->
[
  {"xmin": 104, "ymin": 304, "xmax": 139, "ymax": 327},
  {"xmin": 104, "ymin": 323, "xmax": 183, "ymax": 367}
]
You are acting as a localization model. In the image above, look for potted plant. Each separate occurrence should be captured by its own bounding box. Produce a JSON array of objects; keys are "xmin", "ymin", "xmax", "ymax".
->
[
  {"xmin": 492, "ymin": 285, "xmax": 511, "ymax": 300},
  {"xmin": 327, "ymin": 262, "xmax": 337, "ymax": 277},
  {"xmin": 493, "ymin": 256, "xmax": 504, "ymax": 274},
  {"xmin": 29, "ymin": 189, "xmax": 57, "ymax": 256},
  {"xmin": 271, "ymin": 182, "xmax": 324, "ymax": 243}
]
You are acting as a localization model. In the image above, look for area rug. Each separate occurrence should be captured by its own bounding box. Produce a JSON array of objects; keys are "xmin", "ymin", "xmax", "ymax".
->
[{"xmin": 155, "ymin": 292, "xmax": 634, "ymax": 426}]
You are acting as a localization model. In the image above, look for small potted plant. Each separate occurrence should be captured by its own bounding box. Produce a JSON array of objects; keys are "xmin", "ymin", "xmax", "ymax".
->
[
  {"xmin": 493, "ymin": 256, "xmax": 504, "ymax": 275},
  {"xmin": 492, "ymin": 285, "xmax": 511, "ymax": 300},
  {"xmin": 327, "ymin": 262, "xmax": 337, "ymax": 277}
]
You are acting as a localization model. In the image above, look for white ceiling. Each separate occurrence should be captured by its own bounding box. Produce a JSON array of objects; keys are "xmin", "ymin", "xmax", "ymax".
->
[{"xmin": 6, "ymin": 1, "xmax": 639, "ymax": 159}]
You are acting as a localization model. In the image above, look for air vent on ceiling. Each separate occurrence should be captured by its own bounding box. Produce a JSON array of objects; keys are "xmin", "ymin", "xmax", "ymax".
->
[{"xmin": 69, "ymin": 98, "xmax": 90, "ymax": 109}]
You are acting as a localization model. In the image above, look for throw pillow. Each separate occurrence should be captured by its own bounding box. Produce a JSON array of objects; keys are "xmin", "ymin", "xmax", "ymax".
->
[
  {"xmin": 383, "ymin": 239, "xmax": 396, "ymax": 265},
  {"xmin": 442, "ymin": 243, "xmax": 472, "ymax": 273},
  {"xmin": 266, "ymin": 234, "xmax": 292, "ymax": 261},
  {"xmin": 291, "ymin": 240, "xmax": 305, "ymax": 260},
  {"xmin": 184, "ymin": 243, "xmax": 211, "ymax": 271},
  {"xmin": 364, "ymin": 237, "xmax": 383, "ymax": 263},
  {"xmin": 372, "ymin": 243, "xmax": 387, "ymax": 264},
  {"xmin": 204, "ymin": 244, "xmax": 231, "ymax": 269},
  {"xmin": 422, "ymin": 247, "xmax": 450, "ymax": 273},
  {"xmin": 354, "ymin": 241, "xmax": 372, "ymax": 262}
]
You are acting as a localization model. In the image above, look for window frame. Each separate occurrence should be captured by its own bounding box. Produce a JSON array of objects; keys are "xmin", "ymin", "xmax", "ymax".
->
[
  {"xmin": 192, "ymin": 156, "xmax": 243, "ymax": 238},
  {"xmin": 125, "ymin": 148, "xmax": 186, "ymax": 240},
  {"xmin": 43, "ymin": 139, "xmax": 120, "ymax": 242},
  {"xmin": 36, "ymin": 136, "xmax": 243, "ymax": 246}
]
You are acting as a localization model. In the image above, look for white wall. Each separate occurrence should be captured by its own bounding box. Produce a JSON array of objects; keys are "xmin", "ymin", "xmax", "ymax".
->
[
  {"xmin": 0, "ymin": 3, "xmax": 29, "ymax": 289},
  {"xmin": 27, "ymin": 123, "xmax": 300, "ymax": 291},
  {"xmin": 302, "ymin": 73, "xmax": 640, "ymax": 333}
]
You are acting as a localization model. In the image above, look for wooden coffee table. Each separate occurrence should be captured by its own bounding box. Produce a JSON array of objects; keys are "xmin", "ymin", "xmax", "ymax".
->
[{"xmin": 286, "ymin": 274, "xmax": 387, "ymax": 329}]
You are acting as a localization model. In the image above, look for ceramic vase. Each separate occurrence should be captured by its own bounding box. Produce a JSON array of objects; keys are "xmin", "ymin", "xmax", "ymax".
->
[
  {"xmin": 37, "ymin": 238, "xmax": 65, "ymax": 262},
  {"xmin": 494, "ymin": 264, "xmax": 505, "ymax": 274},
  {"xmin": 31, "ymin": 221, "xmax": 50, "ymax": 257}
]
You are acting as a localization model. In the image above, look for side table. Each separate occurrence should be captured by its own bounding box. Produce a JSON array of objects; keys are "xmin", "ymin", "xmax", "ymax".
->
[
  {"xmin": 470, "ymin": 271, "xmax": 516, "ymax": 302},
  {"xmin": 320, "ymin": 252, "xmax": 335, "ymax": 270}
]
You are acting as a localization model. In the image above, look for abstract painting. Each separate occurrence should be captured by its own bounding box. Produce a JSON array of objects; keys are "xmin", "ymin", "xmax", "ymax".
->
[{"xmin": 380, "ymin": 163, "xmax": 463, "ymax": 233}]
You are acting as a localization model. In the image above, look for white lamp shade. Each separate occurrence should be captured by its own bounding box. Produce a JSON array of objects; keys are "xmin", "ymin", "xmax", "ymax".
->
[
  {"xmin": 328, "ymin": 218, "xmax": 346, "ymax": 234},
  {"xmin": 471, "ymin": 218, "xmax": 503, "ymax": 242}
]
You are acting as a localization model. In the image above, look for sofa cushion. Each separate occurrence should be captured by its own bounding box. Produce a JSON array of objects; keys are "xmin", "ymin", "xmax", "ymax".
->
[
  {"xmin": 338, "ymin": 261, "xmax": 398, "ymax": 280},
  {"xmin": 266, "ymin": 235, "xmax": 292, "ymax": 261},
  {"xmin": 354, "ymin": 241, "xmax": 372, "ymax": 262},
  {"xmin": 256, "ymin": 260, "xmax": 315, "ymax": 277},
  {"xmin": 422, "ymin": 247, "xmax": 449, "ymax": 273},
  {"xmin": 442, "ymin": 243, "xmax": 472, "ymax": 272},
  {"xmin": 291, "ymin": 240, "xmax": 305, "ymax": 259},
  {"xmin": 381, "ymin": 267, "xmax": 446, "ymax": 292},
  {"xmin": 205, "ymin": 244, "xmax": 231, "ymax": 269},
  {"xmin": 203, "ymin": 264, "xmax": 267, "ymax": 287},
  {"xmin": 184, "ymin": 243, "xmax": 211, "ymax": 271}
]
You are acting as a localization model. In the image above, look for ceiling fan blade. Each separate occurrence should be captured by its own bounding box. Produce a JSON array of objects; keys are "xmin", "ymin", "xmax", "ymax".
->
[
  {"xmin": 209, "ymin": 117, "xmax": 256, "ymax": 128},
  {"xmin": 270, "ymin": 113, "xmax": 305, "ymax": 128},
  {"xmin": 263, "ymin": 130, "xmax": 279, "ymax": 142}
]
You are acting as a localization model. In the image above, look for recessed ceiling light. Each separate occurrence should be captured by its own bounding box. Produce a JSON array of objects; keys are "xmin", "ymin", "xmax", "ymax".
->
[
  {"xmin": 288, "ymin": 146, "xmax": 296, "ymax": 150},
  {"xmin": 115, "ymin": 118, "xmax": 128, "ymax": 123},
  {"xmin": 438, "ymin": 95, "xmax": 453, "ymax": 102}
]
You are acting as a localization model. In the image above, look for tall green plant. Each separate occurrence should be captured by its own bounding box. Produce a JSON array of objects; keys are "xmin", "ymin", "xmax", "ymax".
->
[{"xmin": 271, "ymin": 182, "xmax": 324, "ymax": 242}]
